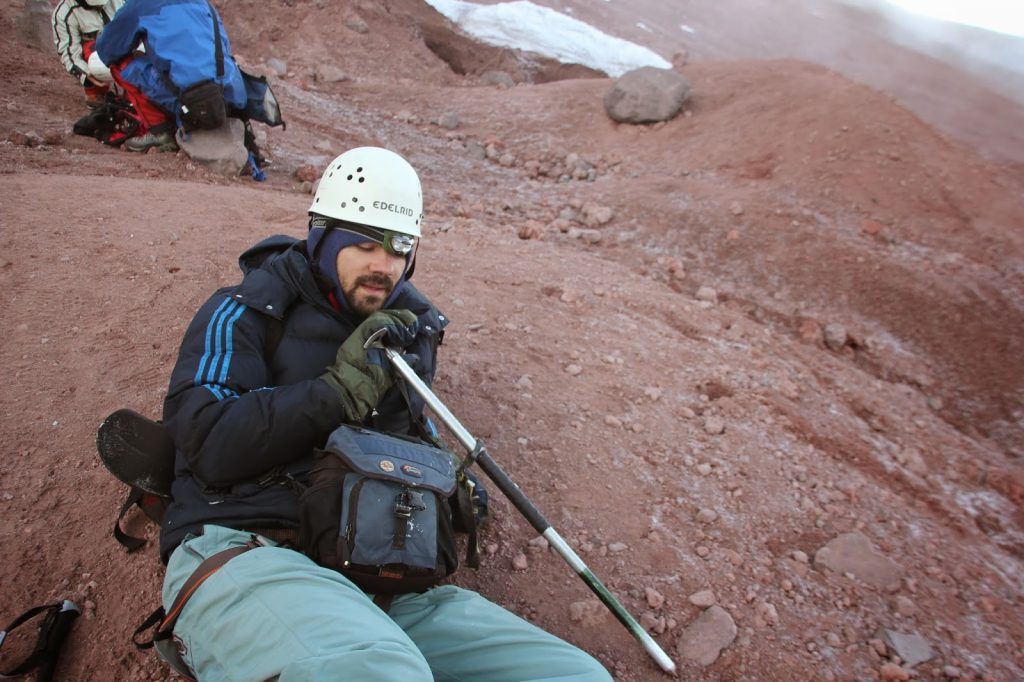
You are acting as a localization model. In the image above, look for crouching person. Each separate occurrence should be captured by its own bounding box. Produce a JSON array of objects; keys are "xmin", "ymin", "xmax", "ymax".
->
[
  {"xmin": 152, "ymin": 147, "xmax": 612, "ymax": 681},
  {"xmin": 51, "ymin": 0, "xmax": 125, "ymax": 109},
  {"xmin": 93, "ymin": 0, "xmax": 247, "ymax": 153}
]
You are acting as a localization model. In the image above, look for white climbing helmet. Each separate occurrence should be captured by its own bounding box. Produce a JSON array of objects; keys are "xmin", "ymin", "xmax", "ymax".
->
[{"xmin": 309, "ymin": 147, "xmax": 423, "ymax": 239}]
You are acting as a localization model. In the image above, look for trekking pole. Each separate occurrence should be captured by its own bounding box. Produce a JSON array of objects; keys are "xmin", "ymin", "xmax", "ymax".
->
[{"xmin": 366, "ymin": 332, "xmax": 677, "ymax": 674}]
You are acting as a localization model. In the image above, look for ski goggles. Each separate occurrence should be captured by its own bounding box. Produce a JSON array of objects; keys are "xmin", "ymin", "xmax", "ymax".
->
[{"xmin": 316, "ymin": 219, "xmax": 418, "ymax": 256}]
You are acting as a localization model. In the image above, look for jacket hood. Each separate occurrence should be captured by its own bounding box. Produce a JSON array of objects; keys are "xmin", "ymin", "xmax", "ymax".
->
[
  {"xmin": 232, "ymin": 234, "xmax": 442, "ymax": 331},
  {"xmin": 238, "ymin": 234, "xmax": 301, "ymax": 274},
  {"xmin": 232, "ymin": 236, "xmax": 321, "ymax": 321}
]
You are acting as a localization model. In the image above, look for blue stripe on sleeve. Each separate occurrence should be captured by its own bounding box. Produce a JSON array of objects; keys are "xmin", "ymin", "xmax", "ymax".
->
[
  {"xmin": 208, "ymin": 303, "xmax": 233, "ymax": 382},
  {"xmin": 195, "ymin": 297, "xmax": 234, "ymax": 386},
  {"xmin": 202, "ymin": 385, "xmax": 240, "ymax": 400},
  {"xmin": 217, "ymin": 304, "xmax": 247, "ymax": 383},
  {"xmin": 191, "ymin": 293, "xmax": 251, "ymax": 400}
]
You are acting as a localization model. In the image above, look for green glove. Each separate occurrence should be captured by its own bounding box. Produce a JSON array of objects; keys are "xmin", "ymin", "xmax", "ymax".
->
[{"xmin": 320, "ymin": 309, "xmax": 418, "ymax": 422}]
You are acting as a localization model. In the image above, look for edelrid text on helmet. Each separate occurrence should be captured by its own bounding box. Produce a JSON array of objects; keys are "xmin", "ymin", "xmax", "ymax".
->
[
  {"xmin": 373, "ymin": 201, "xmax": 416, "ymax": 217},
  {"xmin": 309, "ymin": 147, "xmax": 423, "ymax": 238}
]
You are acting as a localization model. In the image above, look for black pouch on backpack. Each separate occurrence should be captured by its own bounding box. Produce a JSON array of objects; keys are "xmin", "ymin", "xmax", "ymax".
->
[
  {"xmin": 178, "ymin": 79, "xmax": 226, "ymax": 131},
  {"xmin": 299, "ymin": 425, "xmax": 460, "ymax": 594}
]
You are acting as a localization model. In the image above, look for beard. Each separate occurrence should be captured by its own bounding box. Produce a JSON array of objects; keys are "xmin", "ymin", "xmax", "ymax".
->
[{"xmin": 342, "ymin": 273, "xmax": 395, "ymax": 315}]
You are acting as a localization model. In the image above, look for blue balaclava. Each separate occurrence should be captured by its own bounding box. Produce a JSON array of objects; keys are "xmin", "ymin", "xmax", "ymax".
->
[{"xmin": 307, "ymin": 219, "xmax": 411, "ymax": 313}]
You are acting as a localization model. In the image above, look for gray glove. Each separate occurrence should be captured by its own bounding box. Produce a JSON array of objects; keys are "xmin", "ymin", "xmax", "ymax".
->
[{"xmin": 320, "ymin": 309, "xmax": 418, "ymax": 422}]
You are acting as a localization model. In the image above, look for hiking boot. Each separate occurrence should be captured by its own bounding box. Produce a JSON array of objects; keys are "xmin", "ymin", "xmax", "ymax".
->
[{"xmin": 124, "ymin": 130, "xmax": 178, "ymax": 153}]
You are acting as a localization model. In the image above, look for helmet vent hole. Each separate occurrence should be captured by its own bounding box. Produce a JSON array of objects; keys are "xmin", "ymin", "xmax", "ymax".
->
[
  {"xmin": 359, "ymin": 206, "xmax": 365, "ymax": 212},
  {"xmin": 352, "ymin": 197, "xmax": 358, "ymax": 203},
  {"xmin": 358, "ymin": 177, "xmax": 365, "ymax": 183},
  {"xmin": 328, "ymin": 172, "xmax": 333, "ymax": 178},
  {"xmin": 340, "ymin": 202, "xmax": 347, "ymax": 208},
  {"xmin": 346, "ymin": 174, "xmax": 353, "ymax": 181},
  {"xmin": 357, "ymin": 167, "xmax": 363, "ymax": 172}
]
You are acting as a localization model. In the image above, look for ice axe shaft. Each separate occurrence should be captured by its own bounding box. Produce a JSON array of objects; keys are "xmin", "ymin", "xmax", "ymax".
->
[{"xmin": 367, "ymin": 333, "xmax": 676, "ymax": 674}]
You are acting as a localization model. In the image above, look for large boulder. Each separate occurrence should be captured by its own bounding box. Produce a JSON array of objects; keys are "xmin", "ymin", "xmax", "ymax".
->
[
  {"xmin": 603, "ymin": 66, "xmax": 691, "ymax": 124},
  {"xmin": 176, "ymin": 118, "xmax": 248, "ymax": 177}
]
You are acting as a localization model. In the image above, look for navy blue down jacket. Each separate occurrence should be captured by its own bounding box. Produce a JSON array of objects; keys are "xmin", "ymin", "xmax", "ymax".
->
[{"xmin": 159, "ymin": 236, "xmax": 447, "ymax": 560}]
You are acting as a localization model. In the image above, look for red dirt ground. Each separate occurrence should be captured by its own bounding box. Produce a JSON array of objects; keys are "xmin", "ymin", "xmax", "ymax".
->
[{"xmin": 1, "ymin": 1, "xmax": 1022, "ymax": 680}]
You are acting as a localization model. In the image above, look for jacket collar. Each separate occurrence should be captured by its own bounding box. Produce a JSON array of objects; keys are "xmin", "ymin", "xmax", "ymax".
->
[{"xmin": 232, "ymin": 235, "xmax": 448, "ymax": 335}]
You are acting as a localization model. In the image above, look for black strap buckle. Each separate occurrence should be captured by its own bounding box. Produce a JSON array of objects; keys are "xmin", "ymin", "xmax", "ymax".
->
[
  {"xmin": 394, "ymin": 490, "xmax": 426, "ymax": 519},
  {"xmin": 0, "ymin": 600, "xmax": 79, "ymax": 681},
  {"xmin": 392, "ymin": 489, "xmax": 427, "ymax": 549}
]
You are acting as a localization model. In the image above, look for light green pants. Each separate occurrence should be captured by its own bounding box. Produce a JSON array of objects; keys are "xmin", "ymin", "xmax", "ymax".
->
[{"xmin": 163, "ymin": 525, "xmax": 611, "ymax": 681}]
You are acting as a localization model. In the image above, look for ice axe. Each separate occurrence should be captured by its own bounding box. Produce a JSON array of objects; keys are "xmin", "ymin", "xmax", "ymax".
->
[{"xmin": 366, "ymin": 330, "xmax": 677, "ymax": 674}]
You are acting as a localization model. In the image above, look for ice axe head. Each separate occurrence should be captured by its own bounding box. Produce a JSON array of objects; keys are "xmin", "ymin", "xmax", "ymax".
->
[
  {"xmin": 363, "ymin": 327, "xmax": 389, "ymax": 351},
  {"xmin": 363, "ymin": 328, "xmax": 420, "ymax": 372}
]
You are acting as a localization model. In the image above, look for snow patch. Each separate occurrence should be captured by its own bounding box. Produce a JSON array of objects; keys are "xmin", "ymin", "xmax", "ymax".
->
[{"xmin": 424, "ymin": 0, "xmax": 671, "ymax": 76}]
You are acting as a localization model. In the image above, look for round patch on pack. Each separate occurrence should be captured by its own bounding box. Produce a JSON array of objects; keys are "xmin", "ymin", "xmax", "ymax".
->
[{"xmin": 379, "ymin": 459, "xmax": 395, "ymax": 473}]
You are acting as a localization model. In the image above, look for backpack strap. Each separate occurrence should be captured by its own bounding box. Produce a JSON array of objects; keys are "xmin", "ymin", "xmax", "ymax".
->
[
  {"xmin": 159, "ymin": 1, "xmax": 226, "ymax": 131},
  {"xmin": 0, "ymin": 601, "xmax": 79, "ymax": 680},
  {"xmin": 114, "ymin": 487, "xmax": 172, "ymax": 552},
  {"xmin": 454, "ymin": 474, "xmax": 480, "ymax": 569},
  {"xmin": 209, "ymin": 2, "xmax": 224, "ymax": 80},
  {"xmin": 133, "ymin": 538, "xmax": 261, "ymax": 679},
  {"xmin": 114, "ymin": 487, "xmax": 148, "ymax": 552},
  {"xmin": 162, "ymin": 2, "xmax": 224, "ymax": 94},
  {"xmin": 0, "ymin": 603, "xmax": 60, "ymax": 677}
]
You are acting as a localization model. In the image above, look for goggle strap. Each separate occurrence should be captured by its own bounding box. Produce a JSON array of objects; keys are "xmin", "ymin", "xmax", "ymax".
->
[{"xmin": 309, "ymin": 218, "xmax": 417, "ymax": 257}]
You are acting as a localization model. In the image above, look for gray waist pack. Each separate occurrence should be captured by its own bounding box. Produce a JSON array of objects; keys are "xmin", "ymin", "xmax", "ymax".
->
[{"xmin": 299, "ymin": 425, "xmax": 460, "ymax": 593}]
